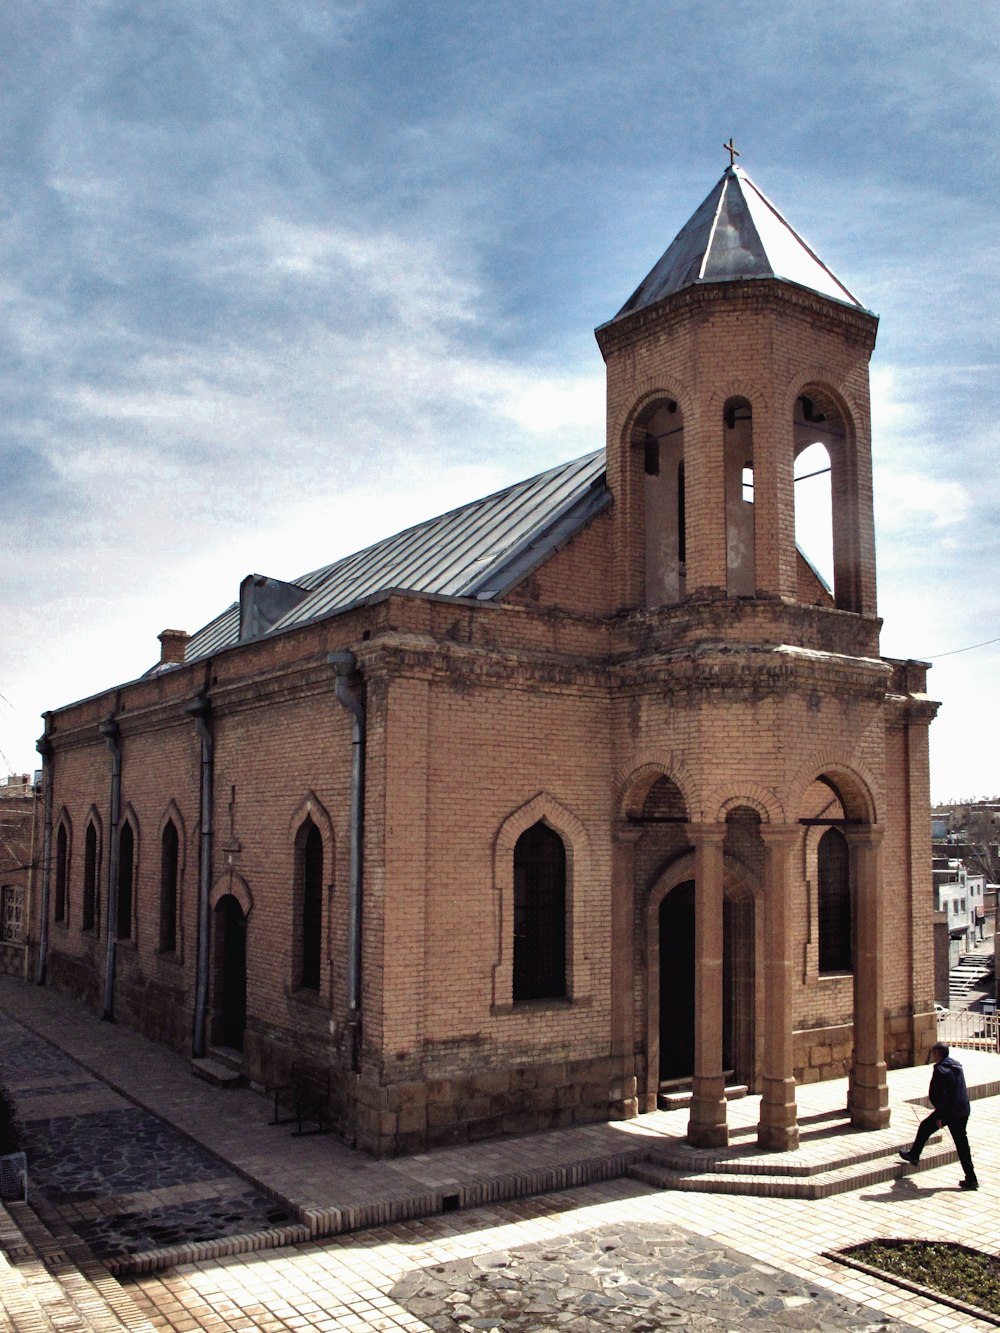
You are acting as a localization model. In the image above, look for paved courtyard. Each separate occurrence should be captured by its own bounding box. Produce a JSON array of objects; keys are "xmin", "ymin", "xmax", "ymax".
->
[{"xmin": 1, "ymin": 973, "xmax": 999, "ymax": 1331}]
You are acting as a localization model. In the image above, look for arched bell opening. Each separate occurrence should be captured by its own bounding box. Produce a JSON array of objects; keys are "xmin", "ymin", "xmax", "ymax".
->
[
  {"xmin": 630, "ymin": 398, "xmax": 686, "ymax": 607},
  {"xmin": 793, "ymin": 389, "xmax": 857, "ymax": 610},
  {"xmin": 724, "ymin": 396, "xmax": 755, "ymax": 596}
]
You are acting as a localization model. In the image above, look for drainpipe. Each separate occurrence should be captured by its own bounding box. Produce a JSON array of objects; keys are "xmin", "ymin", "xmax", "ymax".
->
[
  {"xmin": 328, "ymin": 651, "xmax": 365, "ymax": 1073},
  {"xmin": 185, "ymin": 693, "xmax": 214, "ymax": 1059},
  {"xmin": 34, "ymin": 725, "xmax": 54, "ymax": 985},
  {"xmin": 99, "ymin": 717, "xmax": 122, "ymax": 1020}
]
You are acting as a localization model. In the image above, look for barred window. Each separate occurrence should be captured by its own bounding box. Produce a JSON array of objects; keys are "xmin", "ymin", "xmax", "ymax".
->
[
  {"xmin": 296, "ymin": 819, "xmax": 323, "ymax": 990},
  {"xmin": 117, "ymin": 822, "xmax": 135, "ymax": 940},
  {"xmin": 83, "ymin": 822, "xmax": 99, "ymax": 933},
  {"xmin": 54, "ymin": 822, "xmax": 69, "ymax": 923},
  {"xmin": 160, "ymin": 820, "xmax": 179, "ymax": 952}
]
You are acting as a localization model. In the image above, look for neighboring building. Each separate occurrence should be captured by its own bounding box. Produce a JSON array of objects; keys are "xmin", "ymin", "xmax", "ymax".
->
[
  {"xmin": 932, "ymin": 854, "xmax": 986, "ymax": 964},
  {"xmin": 33, "ymin": 160, "xmax": 939, "ymax": 1157},
  {"xmin": 0, "ymin": 773, "xmax": 41, "ymax": 978}
]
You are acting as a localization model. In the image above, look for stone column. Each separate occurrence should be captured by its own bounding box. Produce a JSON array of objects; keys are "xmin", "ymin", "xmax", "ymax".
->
[
  {"xmin": 757, "ymin": 823, "xmax": 800, "ymax": 1150},
  {"xmin": 611, "ymin": 823, "xmax": 642, "ymax": 1112},
  {"xmin": 846, "ymin": 826, "xmax": 889, "ymax": 1129},
  {"xmin": 688, "ymin": 823, "xmax": 728, "ymax": 1147}
]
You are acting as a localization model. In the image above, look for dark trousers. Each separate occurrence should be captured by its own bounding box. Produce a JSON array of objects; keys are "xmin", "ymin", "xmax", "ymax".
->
[{"xmin": 911, "ymin": 1111, "xmax": 977, "ymax": 1182}]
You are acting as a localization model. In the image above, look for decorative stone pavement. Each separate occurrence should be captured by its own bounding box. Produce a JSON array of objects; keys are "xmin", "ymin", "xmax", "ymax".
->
[
  {"xmin": 0, "ymin": 1022, "xmax": 294, "ymax": 1268},
  {"xmin": 389, "ymin": 1220, "xmax": 916, "ymax": 1331}
]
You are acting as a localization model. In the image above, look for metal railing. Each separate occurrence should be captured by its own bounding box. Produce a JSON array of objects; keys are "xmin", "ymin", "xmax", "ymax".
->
[{"xmin": 936, "ymin": 1007, "xmax": 1000, "ymax": 1052}]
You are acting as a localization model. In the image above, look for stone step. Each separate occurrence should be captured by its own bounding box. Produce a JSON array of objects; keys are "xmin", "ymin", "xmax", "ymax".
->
[
  {"xmin": 191, "ymin": 1055, "xmax": 244, "ymax": 1087},
  {"xmin": 0, "ymin": 1194, "xmax": 156, "ymax": 1332},
  {"xmin": 628, "ymin": 1142, "xmax": 959, "ymax": 1201},
  {"xmin": 658, "ymin": 1084, "xmax": 749, "ymax": 1111}
]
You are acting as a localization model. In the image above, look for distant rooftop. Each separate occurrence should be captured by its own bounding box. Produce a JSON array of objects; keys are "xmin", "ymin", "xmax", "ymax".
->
[{"xmin": 607, "ymin": 164, "xmax": 865, "ymax": 326}]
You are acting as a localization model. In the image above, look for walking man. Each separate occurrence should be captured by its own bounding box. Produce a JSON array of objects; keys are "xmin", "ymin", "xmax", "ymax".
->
[{"xmin": 899, "ymin": 1043, "xmax": 978, "ymax": 1190}]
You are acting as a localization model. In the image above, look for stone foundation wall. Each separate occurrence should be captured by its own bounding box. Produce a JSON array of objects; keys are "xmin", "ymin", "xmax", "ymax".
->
[{"xmin": 794, "ymin": 1010, "xmax": 933, "ymax": 1084}]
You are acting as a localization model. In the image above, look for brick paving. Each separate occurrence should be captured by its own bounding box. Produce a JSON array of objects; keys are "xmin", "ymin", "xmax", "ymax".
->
[{"xmin": 1, "ymin": 973, "xmax": 999, "ymax": 1331}]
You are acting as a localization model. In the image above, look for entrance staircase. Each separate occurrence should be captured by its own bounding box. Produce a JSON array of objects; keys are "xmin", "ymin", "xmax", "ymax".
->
[{"xmin": 628, "ymin": 1105, "xmax": 962, "ymax": 1201}]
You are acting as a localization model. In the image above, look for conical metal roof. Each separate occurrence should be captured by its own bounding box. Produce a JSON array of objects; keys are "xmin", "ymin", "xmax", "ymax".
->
[{"xmin": 611, "ymin": 165, "xmax": 863, "ymax": 323}]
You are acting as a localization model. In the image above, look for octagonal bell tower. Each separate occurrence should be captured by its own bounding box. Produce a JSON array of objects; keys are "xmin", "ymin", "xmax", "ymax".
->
[{"xmin": 596, "ymin": 161, "xmax": 880, "ymax": 630}]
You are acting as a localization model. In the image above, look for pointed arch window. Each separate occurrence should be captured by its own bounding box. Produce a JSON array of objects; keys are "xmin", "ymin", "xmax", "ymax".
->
[
  {"xmin": 82, "ymin": 821, "xmax": 99, "ymax": 933},
  {"xmin": 160, "ymin": 820, "xmax": 179, "ymax": 953},
  {"xmin": 117, "ymin": 822, "xmax": 135, "ymax": 940},
  {"xmin": 513, "ymin": 821, "xmax": 566, "ymax": 1001},
  {"xmin": 54, "ymin": 822, "xmax": 69, "ymax": 924},
  {"xmin": 818, "ymin": 827, "xmax": 851, "ymax": 972},
  {"xmin": 296, "ymin": 818, "xmax": 323, "ymax": 990}
]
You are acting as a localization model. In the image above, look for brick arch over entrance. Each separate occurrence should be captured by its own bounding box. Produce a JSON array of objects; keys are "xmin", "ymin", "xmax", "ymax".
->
[
  {"xmin": 614, "ymin": 758, "xmax": 695, "ymax": 821},
  {"xmin": 491, "ymin": 792, "xmax": 591, "ymax": 1010},
  {"xmin": 787, "ymin": 758, "xmax": 880, "ymax": 825},
  {"xmin": 703, "ymin": 785, "xmax": 784, "ymax": 824},
  {"xmin": 210, "ymin": 869, "xmax": 253, "ymax": 919}
]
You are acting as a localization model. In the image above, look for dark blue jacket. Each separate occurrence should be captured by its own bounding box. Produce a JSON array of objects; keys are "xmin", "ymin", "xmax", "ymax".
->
[{"xmin": 929, "ymin": 1056, "xmax": 971, "ymax": 1119}]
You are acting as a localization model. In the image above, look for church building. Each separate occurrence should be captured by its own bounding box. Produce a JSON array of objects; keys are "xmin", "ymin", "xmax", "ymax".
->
[{"xmin": 32, "ymin": 159, "xmax": 938, "ymax": 1156}]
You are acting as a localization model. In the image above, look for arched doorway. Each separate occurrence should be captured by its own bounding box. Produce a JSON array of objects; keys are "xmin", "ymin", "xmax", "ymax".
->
[
  {"xmin": 213, "ymin": 894, "xmax": 247, "ymax": 1051},
  {"xmin": 658, "ymin": 879, "xmax": 755, "ymax": 1088}
]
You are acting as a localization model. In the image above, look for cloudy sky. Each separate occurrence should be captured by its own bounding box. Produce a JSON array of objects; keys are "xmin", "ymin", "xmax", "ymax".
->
[{"xmin": 0, "ymin": 0, "xmax": 996, "ymax": 803}]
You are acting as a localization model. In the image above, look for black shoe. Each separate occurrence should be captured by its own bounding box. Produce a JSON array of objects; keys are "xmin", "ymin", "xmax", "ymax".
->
[
  {"xmin": 898, "ymin": 1150, "xmax": 917, "ymax": 1164},
  {"xmin": 959, "ymin": 1179, "xmax": 979, "ymax": 1190}
]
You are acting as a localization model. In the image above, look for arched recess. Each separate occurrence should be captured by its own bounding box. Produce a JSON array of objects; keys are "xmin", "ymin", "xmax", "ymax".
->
[
  {"xmin": 794, "ymin": 764, "xmax": 878, "ymax": 985},
  {"xmin": 723, "ymin": 396, "xmax": 755, "ymax": 596},
  {"xmin": 644, "ymin": 841, "xmax": 760, "ymax": 1107},
  {"xmin": 626, "ymin": 394, "xmax": 688, "ymax": 608},
  {"xmin": 492, "ymin": 792, "xmax": 591, "ymax": 1010},
  {"xmin": 792, "ymin": 383, "xmax": 862, "ymax": 611}
]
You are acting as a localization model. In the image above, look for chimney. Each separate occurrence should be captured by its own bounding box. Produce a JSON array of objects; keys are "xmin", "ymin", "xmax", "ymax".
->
[{"xmin": 158, "ymin": 629, "xmax": 189, "ymax": 665}]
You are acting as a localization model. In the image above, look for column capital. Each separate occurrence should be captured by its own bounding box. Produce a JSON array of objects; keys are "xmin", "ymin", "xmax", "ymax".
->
[
  {"xmin": 686, "ymin": 821, "xmax": 728, "ymax": 847},
  {"xmin": 842, "ymin": 823, "xmax": 885, "ymax": 849},
  {"xmin": 759, "ymin": 822, "xmax": 802, "ymax": 849},
  {"xmin": 612, "ymin": 821, "xmax": 645, "ymax": 846}
]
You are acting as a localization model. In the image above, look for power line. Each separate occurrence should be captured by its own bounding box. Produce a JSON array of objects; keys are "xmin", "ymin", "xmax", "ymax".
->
[{"xmin": 925, "ymin": 636, "xmax": 1000, "ymax": 661}]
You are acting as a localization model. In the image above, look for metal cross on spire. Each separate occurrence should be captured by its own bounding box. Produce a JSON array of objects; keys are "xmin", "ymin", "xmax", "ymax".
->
[{"xmin": 723, "ymin": 138, "xmax": 740, "ymax": 167}]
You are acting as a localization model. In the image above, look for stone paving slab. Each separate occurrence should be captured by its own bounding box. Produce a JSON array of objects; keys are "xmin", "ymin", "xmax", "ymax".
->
[{"xmin": 389, "ymin": 1219, "xmax": 919, "ymax": 1331}]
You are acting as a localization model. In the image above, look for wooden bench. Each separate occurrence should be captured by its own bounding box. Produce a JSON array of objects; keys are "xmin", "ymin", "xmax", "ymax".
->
[{"xmin": 268, "ymin": 1063, "xmax": 332, "ymax": 1136}]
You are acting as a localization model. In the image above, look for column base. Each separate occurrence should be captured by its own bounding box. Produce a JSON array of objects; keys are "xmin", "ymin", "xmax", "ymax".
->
[
  {"xmin": 757, "ymin": 1076, "xmax": 799, "ymax": 1151},
  {"xmin": 688, "ymin": 1075, "xmax": 729, "ymax": 1148},
  {"xmin": 848, "ymin": 1060, "xmax": 890, "ymax": 1130}
]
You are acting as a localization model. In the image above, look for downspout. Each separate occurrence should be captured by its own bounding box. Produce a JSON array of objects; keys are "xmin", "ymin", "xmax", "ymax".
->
[
  {"xmin": 33, "ymin": 724, "xmax": 54, "ymax": 985},
  {"xmin": 328, "ymin": 651, "xmax": 365, "ymax": 1073},
  {"xmin": 25, "ymin": 765, "xmax": 41, "ymax": 980},
  {"xmin": 99, "ymin": 717, "xmax": 122, "ymax": 1020},
  {"xmin": 185, "ymin": 693, "xmax": 213, "ymax": 1060}
]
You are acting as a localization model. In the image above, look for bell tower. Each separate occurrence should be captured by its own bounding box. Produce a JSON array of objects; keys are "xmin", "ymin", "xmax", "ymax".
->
[{"xmin": 595, "ymin": 159, "xmax": 880, "ymax": 627}]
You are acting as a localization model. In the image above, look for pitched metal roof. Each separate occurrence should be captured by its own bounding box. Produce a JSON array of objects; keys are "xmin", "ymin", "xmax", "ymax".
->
[
  {"xmin": 608, "ymin": 165, "xmax": 864, "ymax": 325},
  {"xmin": 182, "ymin": 448, "xmax": 609, "ymax": 663}
]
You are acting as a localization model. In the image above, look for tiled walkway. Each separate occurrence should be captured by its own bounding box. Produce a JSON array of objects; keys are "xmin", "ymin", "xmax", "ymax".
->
[{"xmin": 1, "ymin": 973, "xmax": 998, "ymax": 1331}]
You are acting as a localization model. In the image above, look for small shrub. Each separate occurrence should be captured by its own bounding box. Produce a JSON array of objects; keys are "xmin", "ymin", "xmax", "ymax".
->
[
  {"xmin": 846, "ymin": 1240, "xmax": 1000, "ymax": 1317},
  {"xmin": 0, "ymin": 1083, "xmax": 23, "ymax": 1154}
]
